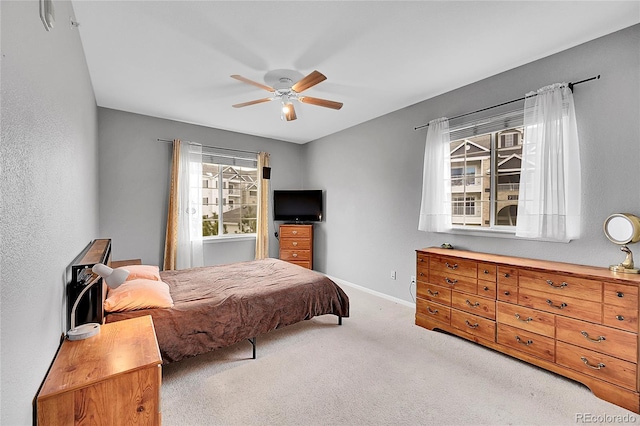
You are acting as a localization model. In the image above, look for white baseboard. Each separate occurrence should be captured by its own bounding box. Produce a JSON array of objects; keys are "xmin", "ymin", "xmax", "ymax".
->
[{"xmin": 326, "ymin": 275, "xmax": 416, "ymax": 308}]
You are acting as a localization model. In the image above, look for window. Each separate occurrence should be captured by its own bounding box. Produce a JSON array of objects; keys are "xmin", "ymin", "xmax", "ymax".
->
[
  {"xmin": 448, "ymin": 126, "xmax": 523, "ymax": 229},
  {"xmin": 201, "ymin": 154, "xmax": 258, "ymax": 238}
]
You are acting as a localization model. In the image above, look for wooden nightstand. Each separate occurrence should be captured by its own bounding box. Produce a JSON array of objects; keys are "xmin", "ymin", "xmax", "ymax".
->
[{"xmin": 37, "ymin": 315, "xmax": 162, "ymax": 425}]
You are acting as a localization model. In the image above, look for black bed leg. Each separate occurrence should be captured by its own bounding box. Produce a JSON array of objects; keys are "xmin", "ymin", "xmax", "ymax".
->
[
  {"xmin": 338, "ymin": 316, "xmax": 342, "ymax": 326},
  {"xmin": 248, "ymin": 337, "xmax": 256, "ymax": 359}
]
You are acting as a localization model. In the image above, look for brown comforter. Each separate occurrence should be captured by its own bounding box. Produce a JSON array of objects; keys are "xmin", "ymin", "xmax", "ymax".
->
[{"xmin": 105, "ymin": 258, "xmax": 349, "ymax": 363}]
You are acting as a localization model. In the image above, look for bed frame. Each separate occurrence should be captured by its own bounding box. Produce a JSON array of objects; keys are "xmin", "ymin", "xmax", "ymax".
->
[{"xmin": 92, "ymin": 243, "xmax": 349, "ymax": 363}]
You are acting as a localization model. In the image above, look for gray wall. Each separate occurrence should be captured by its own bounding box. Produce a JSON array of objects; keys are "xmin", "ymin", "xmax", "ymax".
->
[
  {"xmin": 97, "ymin": 108, "xmax": 304, "ymax": 266},
  {"xmin": 303, "ymin": 24, "xmax": 640, "ymax": 302},
  {"xmin": 0, "ymin": 1, "xmax": 99, "ymax": 424}
]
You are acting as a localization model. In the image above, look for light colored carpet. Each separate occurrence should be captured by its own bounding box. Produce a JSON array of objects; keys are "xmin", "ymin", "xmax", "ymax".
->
[{"xmin": 161, "ymin": 282, "xmax": 637, "ymax": 425}]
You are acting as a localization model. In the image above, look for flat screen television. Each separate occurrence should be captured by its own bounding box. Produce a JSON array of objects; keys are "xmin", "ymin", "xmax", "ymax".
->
[{"xmin": 273, "ymin": 190, "xmax": 323, "ymax": 222}]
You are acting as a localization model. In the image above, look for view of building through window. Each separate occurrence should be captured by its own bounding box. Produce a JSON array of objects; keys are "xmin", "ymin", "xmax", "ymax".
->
[
  {"xmin": 449, "ymin": 127, "xmax": 523, "ymax": 228},
  {"xmin": 202, "ymin": 163, "xmax": 258, "ymax": 237}
]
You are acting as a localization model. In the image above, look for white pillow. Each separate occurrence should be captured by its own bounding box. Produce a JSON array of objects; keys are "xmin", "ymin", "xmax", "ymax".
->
[{"xmin": 104, "ymin": 278, "xmax": 173, "ymax": 312}]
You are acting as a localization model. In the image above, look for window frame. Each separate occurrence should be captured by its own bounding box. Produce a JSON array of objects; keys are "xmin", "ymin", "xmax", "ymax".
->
[
  {"xmin": 201, "ymin": 158, "xmax": 258, "ymax": 242},
  {"xmin": 448, "ymin": 127, "xmax": 523, "ymax": 234}
]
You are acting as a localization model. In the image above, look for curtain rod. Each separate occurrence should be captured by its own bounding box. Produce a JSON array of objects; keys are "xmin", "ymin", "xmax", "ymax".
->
[
  {"xmin": 413, "ymin": 75, "xmax": 600, "ymax": 131},
  {"xmin": 156, "ymin": 138, "xmax": 259, "ymax": 155}
]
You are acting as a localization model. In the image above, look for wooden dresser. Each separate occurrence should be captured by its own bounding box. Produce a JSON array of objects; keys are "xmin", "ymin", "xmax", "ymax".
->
[
  {"xmin": 37, "ymin": 316, "xmax": 162, "ymax": 425},
  {"xmin": 279, "ymin": 224, "xmax": 313, "ymax": 269},
  {"xmin": 416, "ymin": 247, "xmax": 640, "ymax": 413}
]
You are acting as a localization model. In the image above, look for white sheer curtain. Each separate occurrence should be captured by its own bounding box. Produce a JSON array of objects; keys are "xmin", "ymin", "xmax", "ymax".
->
[
  {"xmin": 418, "ymin": 117, "xmax": 452, "ymax": 232},
  {"xmin": 516, "ymin": 83, "xmax": 581, "ymax": 241},
  {"xmin": 176, "ymin": 142, "xmax": 204, "ymax": 269}
]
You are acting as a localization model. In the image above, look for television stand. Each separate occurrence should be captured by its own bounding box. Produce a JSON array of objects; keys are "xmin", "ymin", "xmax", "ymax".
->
[{"xmin": 279, "ymin": 224, "xmax": 313, "ymax": 269}]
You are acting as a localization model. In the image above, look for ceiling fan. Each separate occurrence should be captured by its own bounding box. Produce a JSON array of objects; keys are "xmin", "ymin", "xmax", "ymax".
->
[{"xmin": 231, "ymin": 70, "xmax": 343, "ymax": 121}]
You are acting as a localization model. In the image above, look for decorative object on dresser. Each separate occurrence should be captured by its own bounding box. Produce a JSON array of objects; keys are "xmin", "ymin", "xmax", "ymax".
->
[
  {"xmin": 604, "ymin": 213, "xmax": 640, "ymax": 273},
  {"xmin": 415, "ymin": 247, "xmax": 640, "ymax": 413},
  {"xmin": 279, "ymin": 224, "xmax": 313, "ymax": 269},
  {"xmin": 38, "ymin": 315, "xmax": 162, "ymax": 425},
  {"xmin": 67, "ymin": 263, "xmax": 129, "ymax": 340}
]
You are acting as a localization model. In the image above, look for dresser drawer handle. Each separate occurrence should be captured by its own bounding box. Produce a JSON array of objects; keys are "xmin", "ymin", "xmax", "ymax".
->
[
  {"xmin": 617, "ymin": 291, "xmax": 624, "ymax": 298},
  {"xmin": 292, "ymin": 253, "xmax": 298, "ymax": 258},
  {"xmin": 580, "ymin": 357, "xmax": 605, "ymax": 370},
  {"xmin": 482, "ymin": 286, "xmax": 489, "ymax": 291},
  {"xmin": 503, "ymin": 273, "xmax": 510, "ymax": 278},
  {"xmin": 292, "ymin": 230, "xmax": 298, "ymax": 235},
  {"xmin": 445, "ymin": 262, "xmax": 458, "ymax": 270},
  {"xmin": 419, "ymin": 272, "xmax": 425, "ymax": 277},
  {"xmin": 427, "ymin": 289, "xmax": 439, "ymax": 296},
  {"xmin": 465, "ymin": 320, "xmax": 479, "ymax": 329},
  {"xmin": 465, "ymin": 300, "xmax": 480, "ymax": 308},
  {"xmin": 546, "ymin": 279, "xmax": 568, "ymax": 289},
  {"xmin": 515, "ymin": 336, "xmax": 533, "ymax": 346},
  {"xmin": 483, "ymin": 269, "xmax": 489, "ymax": 274},
  {"xmin": 427, "ymin": 307, "xmax": 439, "ymax": 315},
  {"xmin": 546, "ymin": 299, "xmax": 567, "ymax": 309},
  {"xmin": 419, "ymin": 258, "xmax": 424, "ymax": 262},
  {"xmin": 445, "ymin": 278, "xmax": 458, "ymax": 285},
  {"xmin": 292, "ymin": 242, "xmax": 298, "ymax": 246},
  {"xmin": 504, "ymin": 291, "xmax": 511, "ymax": 296},
  {"xmin": 616, "ymin": 315, "xmax": 625, "ymax": 321},
  {"xmin": 580, "ymin": 331, "xmax": 606, "ymax": 343},
  {"xmin": 515, "ymin": 313, "xmax": 533, "ymax": 323}
]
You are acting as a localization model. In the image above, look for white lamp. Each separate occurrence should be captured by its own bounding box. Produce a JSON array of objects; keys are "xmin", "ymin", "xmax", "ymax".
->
[{"xmin": 67, "ymin": 263, "xmax": 129, "ymax": 340}]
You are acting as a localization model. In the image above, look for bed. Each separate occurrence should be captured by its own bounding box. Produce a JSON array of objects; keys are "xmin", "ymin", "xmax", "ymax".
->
[{"xmin": 104, "ymin": 258, "xmax": 350, "ymax": 364}]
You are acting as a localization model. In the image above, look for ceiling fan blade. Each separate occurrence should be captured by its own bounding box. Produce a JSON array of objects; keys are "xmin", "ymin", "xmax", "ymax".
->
[
  {"xmin": 299, "ymin": 96, "xmax": 343, "ymax": 110},
  {"xmin": 232, "ymin": 98, "xmax": 273, "ymax": 108},
  {"xmin": 230, "ymin": 75, "xmax": 275, "ymax": 92},
  {"xmin": 284, "ymin": 103, "xmax": 297, "ymax": 121},
  {"xmin": 292, "ymin": 70, "xmax": 327, "ymax": 93}
]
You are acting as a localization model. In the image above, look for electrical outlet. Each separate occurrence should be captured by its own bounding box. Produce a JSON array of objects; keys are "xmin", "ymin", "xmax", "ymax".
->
[
  {"xmin": 411, "ymin": 276, "xmax": 416, "ymax": 285},
  {"xmin": 390, "ymin": 270, "xmax": 397, "ymax": 280}
]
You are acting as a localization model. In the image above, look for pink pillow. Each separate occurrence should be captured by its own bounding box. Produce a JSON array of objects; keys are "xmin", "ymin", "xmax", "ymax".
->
[
  {"xmin": 123, "ymin": 265, "xmax": 161, "ymax": 282},
  {"xmin": 104, "ymin": 278, "xmax": 174, "ymax": 312}
]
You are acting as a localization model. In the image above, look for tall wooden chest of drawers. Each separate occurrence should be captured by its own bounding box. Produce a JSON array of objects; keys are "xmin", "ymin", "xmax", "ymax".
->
[
  {"xmin": 279, "ymin": 224, "xmax": 313, "ymax": 269},
  {"xmin": 416, "ymin": 247, "xmax": 640, "ymax": 413}
]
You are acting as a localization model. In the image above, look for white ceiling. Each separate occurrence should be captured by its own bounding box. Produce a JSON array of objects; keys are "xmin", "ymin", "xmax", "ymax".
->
[{"xmin": 71, "ymin": 1, "xmax": 639, "ymax": 144}]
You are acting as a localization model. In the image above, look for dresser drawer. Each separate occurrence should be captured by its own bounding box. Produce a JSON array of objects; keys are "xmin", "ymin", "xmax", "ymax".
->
[
  {"xmin": 416, "ymin": 299, "xmax": 451, "ymax": 325},
  {"xmin": 497, "ymin": 323, "xmax": 554, "ymax": 362},
  {"xmin": 497, "ymin": 266, "xmax": 518, "ymax": 286},
  {"xmin": 417, "ymin": 282, "xmax": 451, "ymax": 305},
  {"xmin": 518, "ymin": 287, "xmax": 602, "ymax": 323},
  {"xmin": 452, "ymin": 291, "xmax": 495, "ymax": 320},
  {"xmin": 604, "ymin": 283, "xmax": 638, "ymax": 309},
  {"xmin": 519, "ymin": 269, "xmax": 602, "ymax": 302},
  {"xmin": 280, "ymin": 249, "xmax": 311, "ymax": 261},
  {"xmin": 450, "ymin": 310, "xmax": 495, "ymax": 342},
  {"xmin": 279, "ymin": 225, "xmax": 311, "ymax": 238},
  {"xmin": 496, "ymin": 301, "xmax": 554, "ymax": 338},
  {"xmin": 417, "ymin": 265, "xmax": 429, "ymax": 283},
  {"xmin": 556, "ymin": 316, "xmax": 637, "ymax": 363},
  {"xmin": 603, "ymin": 305, "xmax": 639, "ymax": 333},
  {"xmin": 417, "ymin": 252, "xmax": 429, "ymax": 267},
  {"xmin": 279, "ymin": 239, "xmax": 311, "ymax": 250},
  {"xmin": 478, "ymin": 263, "xmax": 496, "ymax": 282},
  {"xmin": 556, "ymin": 341, "xmax": 637, "ymax": 391},
  {"xmin": 287, "ymin": 260, "xmax": 312, "ymax": 269},
  {"xmin": 478, "ymin": 280, "xmax": 497, "ymax": 299},
  {"xmin": 497, "ymin": 283, "xmax": 518, "ymax": 304},
  {"xmin": 430, "ymin": 270, "xmax": 477, "ymax": 294},
  {"xmin": 430, "ymin": 256, "xmax": 477, "ymax": 279}
]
